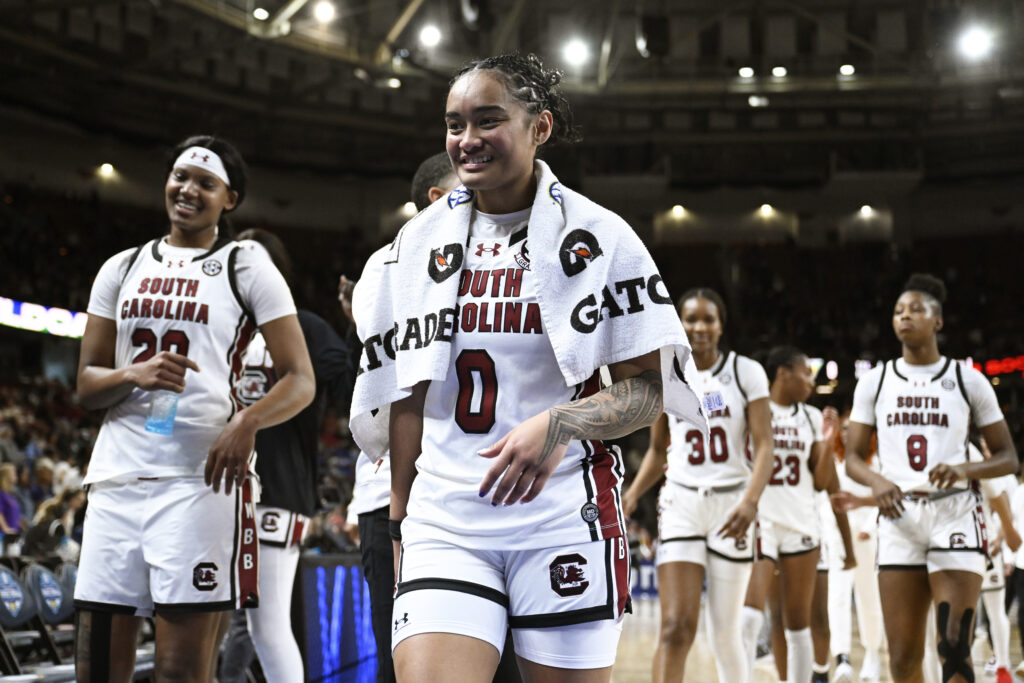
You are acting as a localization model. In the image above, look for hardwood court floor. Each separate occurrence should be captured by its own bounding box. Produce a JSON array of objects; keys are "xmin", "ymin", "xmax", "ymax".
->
[{"xmin": 612, "ymin": 598, "xmax": 1021, "ymax": 682}]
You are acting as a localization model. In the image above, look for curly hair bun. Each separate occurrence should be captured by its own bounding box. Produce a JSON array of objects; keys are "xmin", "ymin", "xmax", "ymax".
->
[{"xmin": 902, "ymin": 273, "xmax": 947, "ymax": 304}]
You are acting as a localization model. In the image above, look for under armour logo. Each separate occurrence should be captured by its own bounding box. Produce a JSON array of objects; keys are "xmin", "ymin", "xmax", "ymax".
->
[
  {"xmin": 394, "ymin": 612, "xmax": 409, "ymax": 630},
  {"xmin": 166, "ymin": 259, "xmax": 184, "ymax": 268},
  {"xmin": 190, "ymin": 152, "xmax": 211, "ymax": 162},
  {"xmin": 476, "ymin": 242, "xmax": 500, "ymax": 257}
]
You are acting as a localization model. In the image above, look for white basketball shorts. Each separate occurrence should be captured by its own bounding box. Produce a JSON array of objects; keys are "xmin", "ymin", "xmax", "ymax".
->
[
  {"xmin": 876, "ymin": 490, "xmax": 987, "ymax": 575},
  {"xmin": 392, "ymin": 535, "xmax": 630, "ymax": 669},
  {"xmin": 74, "ymin": 476, "xmax": 259, "ymax": 616},
  {"xmin": 758, "ymin": 519, "xmax": 820, "ymax": 563},
  {"xmin": 656, "ymin": 480, "xmax": 755, "ymax": 566}
]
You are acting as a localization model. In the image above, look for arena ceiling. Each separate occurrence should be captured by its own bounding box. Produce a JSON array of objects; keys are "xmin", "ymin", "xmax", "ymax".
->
[{"xmin": 1, "ymin": 0, "xmax": 1024, "ymax": 185}]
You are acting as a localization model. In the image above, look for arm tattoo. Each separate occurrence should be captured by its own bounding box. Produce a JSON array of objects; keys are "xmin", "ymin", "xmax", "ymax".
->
[{"xmin": 540, "ymin": 369, "xmax": 663, "ymax": 465}]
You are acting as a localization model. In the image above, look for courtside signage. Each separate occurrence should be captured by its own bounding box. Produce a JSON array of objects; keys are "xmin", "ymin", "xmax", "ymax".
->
[{"xmin": 0, "ymin": 297, "xmax": 87, "ymax": 338}]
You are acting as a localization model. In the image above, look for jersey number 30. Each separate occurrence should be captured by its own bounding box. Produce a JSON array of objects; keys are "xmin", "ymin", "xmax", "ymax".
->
[
  {"xmin": 455, "ymin": 350, "xmax": 498, "ymax": 434},
  {"xmin": 686, "ymin": 427, "xmax": 729, "ymax": 465}
]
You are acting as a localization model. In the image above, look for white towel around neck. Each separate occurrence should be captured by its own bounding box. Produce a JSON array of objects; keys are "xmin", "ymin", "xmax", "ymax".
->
[{"xmin": 350, "ymin": 160, "xmax": 707, "ymax": 457}]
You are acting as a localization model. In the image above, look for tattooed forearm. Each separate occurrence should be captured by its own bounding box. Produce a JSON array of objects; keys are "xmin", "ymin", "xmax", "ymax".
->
[{"xmin": 540, "ymin": 369, "xmax": 663, "ymax": 465}]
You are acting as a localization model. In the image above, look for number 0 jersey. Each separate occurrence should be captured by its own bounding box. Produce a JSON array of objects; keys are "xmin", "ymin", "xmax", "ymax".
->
[
  {"xmin": 850, "ymin": 357, "xmax": 1003, "ymax": 493},
  {"xmin": 405, "ymin": 208, "xmax": 625, "ymax": 550},
  {"xmin": 665, "ymin": 351, "xmax": 769, "ymax": 488},
  {"xmin": 84, "ymin": 237, "xmax": 295, "ymax": 484},
  {"xmin": 759, "ymin": 401, "xmax": 823, "ymax": 534}
]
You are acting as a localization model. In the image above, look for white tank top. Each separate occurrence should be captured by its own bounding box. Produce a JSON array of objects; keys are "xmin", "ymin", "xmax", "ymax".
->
[
  {"xmin": 85, "ymin": 238, "xmax": 294, "ymax": 483},
  {"xmin": 665, "ymin": 351, "xmax": 769, "ymax": 487},
  {"xmin": 760, "ymin": 401, "xmax": 823, "ymax": 533},
  {"xmin": 404, "ymin": 208, "xmax": 625, "ymax": 550},
  {"xmin": 855, "ymin": 358, "xmax": 974, "ymax": 492}
]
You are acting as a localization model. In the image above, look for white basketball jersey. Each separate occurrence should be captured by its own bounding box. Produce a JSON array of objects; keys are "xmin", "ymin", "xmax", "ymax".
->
[
  {"xmin": 405, "ymin": 208, "xmax": 625, "ymax": 550},
  {"xmin": 760, "ymin": 401, "xmax": 823, "ymax": 534},
  {"xmin": 859, "ymin": 358, "xmax": 973, "ymax": 492},
  {"xmin": 85, "ymin": 239, "xmax": 277, "ymax": 483},
  {"xmin": 665, "ymin": 351, "xmax": 769, "ymax": 487}
]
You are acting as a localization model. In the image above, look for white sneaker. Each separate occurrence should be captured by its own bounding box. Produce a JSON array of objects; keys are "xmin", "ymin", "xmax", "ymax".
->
[
  {"xmin": 985, "ymin": 655, "xmax": 998, "ymax": 676},
  {"xmin": 1015, "ymin": 660, "xmax": 1024, "ymax": 678},
  {"xmin": 834, "ymin": 661, "xmax": 855, "ymax": 683},
  {"xmin": 860, "ymin": 650, "xmax": 882, "ymax": 681}
]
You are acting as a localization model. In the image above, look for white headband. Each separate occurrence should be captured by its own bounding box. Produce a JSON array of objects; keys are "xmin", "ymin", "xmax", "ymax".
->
[{"xmin": 173, "ymin": 146, "xmax": 231, "ymax": 187}]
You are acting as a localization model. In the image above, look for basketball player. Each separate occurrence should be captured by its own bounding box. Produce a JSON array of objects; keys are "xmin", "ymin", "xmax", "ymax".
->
[
  {"xmin": 353, "ymin": 53, "xmax": 705, "ymax": 683},
  {"xmin": 217, "ymin": 228, "xmax": 352, "ymax": 683},
  {"xmin": 73, "ymin": 135, "xmax": 315, "ymax": 682},
  {"xmin": 344, "ymin": 152, "xmax": 522, "ymax": 683},
  {"xmin": 742, "ymin": 346, "xmax": 838, "ymax": 683},
  {"xmin": 843, "ymin": 273, "xmax": 1018, "ymax": 683},
  {"xmin": 623, "ymin": 288, "xmax": 774, "ymax": 683}
]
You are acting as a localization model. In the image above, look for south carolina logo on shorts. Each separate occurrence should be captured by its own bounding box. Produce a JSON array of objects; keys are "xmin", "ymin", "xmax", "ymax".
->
[
  {"xmin": 949, "ymin": 532, "xmax": 967, "ymax": 548},
  {"xmin": 735, "ymin": 536, "xmax": 748, "ymax": 551},
  {"xmin": 580, "ymin": 502, "xmax": 600, "ymax": 523},
  {"xmin": 237, "ymin": 368, "xmax": 272, "ymax": 405},
  {"xmin": 550, "ymin": 554, "xmax": 590, "ymax": 597},
  {"xmin": 202, "ymin": 260, "xmax": 222, "ymax": 276},
  {"xmin": 427, "ymin": 243, "xmax": 464, "ymax": 283},
  {"xmin": 801, "ymin": 535, "xmax": 814, "ymax": 548},
  {"xmin": 261, "ymin": 511, "xmax": 280, "ymax": 533},
  {"xmin": 193, "ymin": 562, "xmax": 218, "ymax": 591},
  {"xmin": 559, "ymin": 229, "xmax": 603, "ymax": 277},
  {"xmin": 941, "ymin": 378, "xmax": 956, "ymax": 391}
]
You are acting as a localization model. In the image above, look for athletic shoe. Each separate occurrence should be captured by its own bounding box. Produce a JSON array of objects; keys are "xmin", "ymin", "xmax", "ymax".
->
[
  {"xmin": 1015, "ymin": 660, "xmax": 1024, "ymax": 678},
  {"xmin": 834, "ymin": 661, "xmax": 855, "ymax": 683},
  {"xmin": 859, "ymin": 650, "xmax": 882, "ymax": 681},
  {"xmin": 995, "ymin": 667, "xmax": 1011, "ymax": 683}
]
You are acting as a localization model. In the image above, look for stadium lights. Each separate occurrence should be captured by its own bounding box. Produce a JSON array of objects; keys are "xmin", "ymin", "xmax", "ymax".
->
[
  {"xmin": 671, "ymin": 205, "xmax": 686, "ymax": 218},
  {"xmin": 958, "ymin": 25, "xmax": 994, "ymax": 61},
  {"xmin": 98, "ymin": 163, "xmax": 115, "ymax": 178},
  {"xmin": 313, "ymin": 1, "xmax": 335, "ymax": 23},
  {"xmin": 759, "ymin": 203, "xmax": 774, "ymax": 216},
  {"xmin": 563, "ymin": 39, "xmax": 590, "ymax": 67},
  {"xmin": 401, "ymin": 201, "xmax": 417, "ymax": 218},
  {"xmin": 748, "ymin": 95, "xmax": 769, "ymax": 108},
  {"xmin": 253, "ymin": 7, "xmax": 269, "ymax": 21},
  {"xmin": 771, "ymin": 66, "xmax": 787, "ymax": 78},
  {"xmin": 386, "ymin": 77, "xmax": 402, "ymax": 89},
  {"xmin": 738, "ymin": 67, "xmax": 755, "ymax": 78},
  {"xmin": 860, "ymin": 204, "xmax": 874, "ymax": 217},
  {"xmin": 419, "ymin": 24, "xmax": 441, "ymax": 48},
  {"xmin": 839, "ymin": 64, "xmax": 855, "ymax": 76}
]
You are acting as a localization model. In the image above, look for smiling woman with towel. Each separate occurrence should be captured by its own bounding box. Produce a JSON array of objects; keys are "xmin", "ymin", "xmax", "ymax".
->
[{"xmin": 350, "ymin": 53, "xmax": 707, "ymax": 683}]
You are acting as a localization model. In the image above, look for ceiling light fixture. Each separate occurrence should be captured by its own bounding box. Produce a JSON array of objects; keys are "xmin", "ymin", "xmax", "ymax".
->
[
  {"xmin": 419, "ymin": 24, "xmax": 441, "ymax": 47},
  {"xmin": 313, "ymin": 1, "xmax": 335, "ymax": 23},
  {"xmin": 563, "ymin": 39, "xmax": 589, "ymax": 67}
]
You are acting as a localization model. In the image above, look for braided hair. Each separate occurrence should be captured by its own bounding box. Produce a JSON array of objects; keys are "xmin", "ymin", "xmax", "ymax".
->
[{"xmin": 451, "ymin": 53, "xmax": 582, "ymax": 145}]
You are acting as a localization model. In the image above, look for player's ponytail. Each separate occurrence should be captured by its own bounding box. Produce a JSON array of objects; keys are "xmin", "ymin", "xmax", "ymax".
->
[{"xmin": 166, "ymin": 134, "xmax": 248, "ymax": 239}]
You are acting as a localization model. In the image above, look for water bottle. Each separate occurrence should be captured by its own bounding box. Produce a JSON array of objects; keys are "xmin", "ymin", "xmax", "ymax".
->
[{"xmin": 145, "ymin": 390, "xmax": 179, "ymax": 435}]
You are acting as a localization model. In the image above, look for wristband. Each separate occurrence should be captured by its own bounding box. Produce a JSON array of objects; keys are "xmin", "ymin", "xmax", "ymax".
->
[{"xmin": 388, "ymin": 519, "xmax": 403, "ymax": 541}]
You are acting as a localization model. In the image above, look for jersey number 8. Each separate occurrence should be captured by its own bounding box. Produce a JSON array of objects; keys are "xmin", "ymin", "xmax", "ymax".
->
[{"xmin": 907, "ymin": 434, "xmax": 928, "ymax": 471}]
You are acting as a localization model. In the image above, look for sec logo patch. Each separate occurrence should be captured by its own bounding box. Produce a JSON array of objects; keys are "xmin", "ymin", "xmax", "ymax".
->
[{"xmin": 202, "ymin": 260, "xmax": 222, "ymax": 276}]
